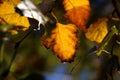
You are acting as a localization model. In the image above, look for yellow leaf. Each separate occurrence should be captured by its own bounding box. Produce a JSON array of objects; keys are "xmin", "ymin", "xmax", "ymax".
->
[
  {"xmin": 63, "ymin": 0, "xmax": 90, "ymax": 32},
  {"xmin": 8, "ymin": 0, "xmax": 21, "ymax": 5},
  {"xmin": 0, "ymin": 0, "xmax": 21, "ymax": 5},
  {"xmin": 0, "ymin": 13, "xmax": 30, "ymax": 30},
  {"xmin": 0, "ymin": 0, "xmax": 30, "ymax": 34},
  {"xmin": 63, "ymin": 0, "xmax": 89, "ymax": 11},
  {"xmin": 42, "ymin": 23, "xmax": 78, "ymax": 62},
  {"xmin": 0, "ymin": 1, "xmax": 15, "ymax": 14},
  {"xmin": 8, "ymin": 30, "xmax": 18, "ymax": 35},
  {"xmin": 85, "ymin": 18, "xmax": 108, "ymax": 43}
]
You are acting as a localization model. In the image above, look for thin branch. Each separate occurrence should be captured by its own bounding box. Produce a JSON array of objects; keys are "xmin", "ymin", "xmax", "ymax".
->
[
  {"xmin": 0, "ymin": 43, "xmax": 5, "ymax": 66},
  {"xmin": 51, "ymin": 11, "xmax": 58, "ymax": 22},
  {"xmin": 1, "ymin": 28, "xmax": 33, "ymax": 79},
  {"xmin": 69, "ymin": 52, "xmax": 94, "ymax": 75},
  {"xmin": 112, "ymin": 0, "xmax": 120, "ymax": 18},
  {"xmin": 69, "ymin": 59, "xmax": 81, "ymax": 75},
  {"xmin": 116, "ymin": 40, "xmax": 120, "ymax": 45},
  {"xmin": 110, "ymin": 35, "xmax": 117, "ymax": 55}
]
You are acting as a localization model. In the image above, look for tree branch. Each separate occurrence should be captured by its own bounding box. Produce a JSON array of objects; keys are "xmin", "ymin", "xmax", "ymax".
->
[
  {"xmin": 112, "ymin": 0, "xmax": 120, "ymax": 18},
  {"xmin": 1, "ymin": 28, "xmax": 33, "ymax": 79}
]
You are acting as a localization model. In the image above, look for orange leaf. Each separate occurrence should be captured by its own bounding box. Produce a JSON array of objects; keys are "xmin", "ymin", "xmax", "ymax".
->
[
  {"xmin": 85, "ymin": 18, "xmax": 108, "ymax": 43},
  {"xmin": 42, "ymin": 23, "xmax": 78, "ymax": 62},
  {"xmin": 8, "ymin": 0, "xmax": 21, "ymax": 5},
  {"xmin": 0, "ymin": 0, "xmax": 21, "ymax": 5},
  {"xmin": 63, "ymin": 0, "xmax": 90, "ymax": 32}
]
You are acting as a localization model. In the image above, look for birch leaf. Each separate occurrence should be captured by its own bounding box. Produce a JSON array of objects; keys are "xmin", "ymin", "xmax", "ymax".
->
[
  {"xmin": 85, "ymin": 18, "xmax": 108, "ymax": 43},
  {"xmin": 42, "ymin": 23, "xmax": 78, "ymax": 62},
  {"xmin": 63, "ymin": 0, "xmax": 90, "ymax": 32},
  {"xmin": 0, "ymin": 0, "xmax": 30, "ymax": 34}
]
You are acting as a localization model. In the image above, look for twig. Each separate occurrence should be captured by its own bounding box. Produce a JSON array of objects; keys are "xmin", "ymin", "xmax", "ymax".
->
[
  {"xmin": 0, "ymin": 43, "xmax": 4, "ymax": 65},
  {"xmin": 111, "ymin": 35, "xmax": 117, "ymax": 55},
  {"xmin": 1, "ymin": 28, "xmax": 33, "ymax": 79},
  {"xmin": 112, "ymin": 0, "xmax": 120, "ymax": 18},
  {"xmin": 116, "ymin": 40, "xmax": 120, "ymax": 45},
  {"xmin": 69, "ymin": 52, "xmax": 95, "ymax": 75},
  {"xmin": 51, "ymin": 11, "xmax": 58, "ymax": 22},
  {"xmin": 69, "ymin": 59, "xmax": 81, "ymax": 75}
]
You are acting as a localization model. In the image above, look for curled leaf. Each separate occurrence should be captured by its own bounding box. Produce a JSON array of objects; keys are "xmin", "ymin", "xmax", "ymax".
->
[
  {"xmin": 42, "ymin": 23, "xmax": 78, "ymax": 62},
  {"xmin": 85, "ymin": 18, "xmax": 108, "ymax": 43},
  {"xmin": 63, "ymin": 0, "xmax": 90, "ymax": 32}
]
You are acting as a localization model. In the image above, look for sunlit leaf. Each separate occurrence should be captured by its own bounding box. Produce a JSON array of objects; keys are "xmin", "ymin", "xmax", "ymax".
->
[
  {"xmin": 8, "ymin": 0, "xmax": 21, "ymax": 5},
  {"xmin": 85, "ymin": 18, "xmax": 108, "ymax": 43},
  {"xmin": 42, "ymin": 23, "xmax": 78, "ymax": 62},
  {"xmin": 0, "ymin": 1, "xmax": 15, "ymax": 14},
  {"xmin": 0, "ymin": 0, "xmax": 21, "ymax": 5},
  {"xmin": 0, "ymin": 0, "xmax": 30, "ymax": 34},
  {"xmin": 63, "ymin": 0, "xmax": 90, "ymax": 32},
  {"xmin": 0, "ymin": 13, "xmax": 30, "ymax": 30}
]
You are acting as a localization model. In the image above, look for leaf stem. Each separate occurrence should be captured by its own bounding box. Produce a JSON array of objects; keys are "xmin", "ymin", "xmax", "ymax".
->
[
  {"xmin": 51, "ymin": 11, "xmax": 58, "ymax": 22},
  {"xmin": 0, "ymin": 43, "xmax": 5, "ymax": 64},
  {"xmin": 96, "ymin": 26, "xmax": 118, "ymax": 56}
]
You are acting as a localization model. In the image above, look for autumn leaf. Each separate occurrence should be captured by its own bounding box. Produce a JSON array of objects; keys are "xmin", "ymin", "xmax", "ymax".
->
[
  {"xmin": 0, "ymin": 13, "xmax": 30, "ymax": 29},
  {"xmin": 63, "ymin": 0, "xmax": 90, "ymax": 32},
  {"xmin": 0, "ymin": 0, "xmax": 30, "ymax": 34},
  {"xmin": 85, "ymin": 18, "xmax": 108, "ymax": 43},
  {"xmin": 8, "ymin": 0, "xmax": 21, "ymax": 5},
  {"xmin": 0, "ymin": 1, "xmax": 15, "ymax": 14},
  {"xmin": 0, "ymin": 0, "xmax": 21, "ymax": 5},
  {"xmin": 42, "ymin": 23, "xmax": 78, "ymax": 62}
]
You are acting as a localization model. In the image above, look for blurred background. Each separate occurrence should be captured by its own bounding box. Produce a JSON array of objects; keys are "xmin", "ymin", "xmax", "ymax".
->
[{"xmin": 0, "ymin": 0, "xmax": 120, "ymax": 80}]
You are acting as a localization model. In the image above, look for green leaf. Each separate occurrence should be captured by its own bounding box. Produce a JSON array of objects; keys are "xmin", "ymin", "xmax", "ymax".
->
[{"xmin": 96, "ymin": 26, "xmax": 119, "ymax": 56}]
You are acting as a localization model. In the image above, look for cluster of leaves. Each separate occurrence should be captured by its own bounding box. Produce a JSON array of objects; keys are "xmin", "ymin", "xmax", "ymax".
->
[
  {"xmin": 0, "ymin": 0, "xmax": 120, "ymax": 62},
  {"xmin": 41, "ymin": 0, "xmax": 120, "ymax": 63},
  {"xmin": 42, "ymin": 0, "xmax": 90, "ymax": 62},
  {"xmin": 0, "ymin": 0, "xmax": 120, "ymax": 79}
]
